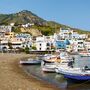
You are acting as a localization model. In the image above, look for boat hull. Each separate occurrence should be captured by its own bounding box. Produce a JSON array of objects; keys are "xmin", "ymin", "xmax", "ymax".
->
[
  {"xmin": 42, "ymin": 67, "xmax": 55, "ymax": 73},
  {"xmin": 64, "ymin": 74, "xmax": 90, "ymax": 81},
  {"xmin": 20, "ymin": 62, "xmax": 41, "ymax": 65},
  {"xmin": 20, "ymin": 60, "xmax": 41, "ymax": 65}
]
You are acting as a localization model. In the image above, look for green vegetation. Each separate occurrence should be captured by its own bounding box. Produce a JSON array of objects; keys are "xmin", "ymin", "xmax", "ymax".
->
[
  {"xmin": 76, "ymin": 29, "xmax": 90, "ymax": 34},
  {"xmin": 24, "ymin": 45, "xmax": 30, "ymax": 54},
  {"xmin": 32, "ymin": 46, "xmax": 37, "ymax": 50},
  {"xmin": 32, "ymin": 25, "xmax": 55, "ymax": 35},
  {"xmin": 12, "ymin": 26, "xmax": 21, "ymax": 33},
  {"xmin": 8, "ymin": 42, "xmax": 13, "ymax": 49},
  {"xmin": 0, "ymin": 10, "xmax": 89, "ymax": 35}
]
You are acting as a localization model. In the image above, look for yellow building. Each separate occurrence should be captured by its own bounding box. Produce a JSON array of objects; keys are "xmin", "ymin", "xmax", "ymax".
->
[{"xmin": 5, "ymin": 32, "xmax": 15, "ymax": 39}]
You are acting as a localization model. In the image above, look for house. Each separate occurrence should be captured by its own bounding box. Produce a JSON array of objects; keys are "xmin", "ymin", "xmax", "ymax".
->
[
  {"xmin": 59, "ymin": 28, "xmax": 73, "ymax": 39},
  {"xmin": 55, "ymin": 40, "xmax": 66, "ymax": 50},
  {"xmin": 71, "ymin": 31, "xmax": 80, "ymax": 39},
  {"xmin": 0, "ymin": 40, "xmax": 8, "ymax": 51},
  {"xmin": 0, "ymin": 25, "xmax": 12, "ymax": 33},
  {"xmin": 35, "ymin": 36, "xmax": 54, "ymax": 51},
  {"xmin": 79, "ymin": 34, "xmax": 88, "ymax": 40},
  {"xmin": 9, "ymin": 38, "xmax": 23, "ymax": 49},
  {"xmin": 10, "ymin": 23, "xmax": 15, "ymax": 26},
  {"xmin": 22, "ymin": 23, "xmax": 34, "ymax": 28},
  {"xmin": 84, "ymin": 41, "xmax": 90, "ymax": 52},
  {"xmin": 15, "ymin": 33, "xmax": 32, "ymax": 41},
  {"xmin": 35, "ymin": 36, "xmax": 47, "ymax": 51},
  {"xmin": 64, "ymin": 39, "xmax": 72, "ymax": 52},
  {"xmin": 15, "ymin": 33, "xmax": 32, "ymax": 49},
  {"xmin": 0, "ymin": 32, "xmax": 5, "ymax": 38},
  {"xmin": 71, "ymin": 40, "xmax": 85, "ymax": 52},
  {"xmin": 5, "ymin": 32, "xmax": 15, "ymax": 39}
]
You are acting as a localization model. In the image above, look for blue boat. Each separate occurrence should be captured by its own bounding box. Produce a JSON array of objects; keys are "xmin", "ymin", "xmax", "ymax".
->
[{"xmin": 56, "ymin": 66, "xmax": 90, "ymax": 81}]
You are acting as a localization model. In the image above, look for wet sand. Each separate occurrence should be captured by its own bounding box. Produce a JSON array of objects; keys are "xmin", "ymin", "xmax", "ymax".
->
[{"xmin": 0, "ymin": 53, "xmax": 60, "ymax": 90}]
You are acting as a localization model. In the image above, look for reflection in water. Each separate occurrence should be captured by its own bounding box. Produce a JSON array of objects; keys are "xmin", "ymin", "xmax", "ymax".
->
[
  {"xmin": 67, "ymin": 80, "xmax": 90, "ymax": 90},
  {"xmin": 21, "ymin": 55, "xmax": 90, "ymax": 90}
]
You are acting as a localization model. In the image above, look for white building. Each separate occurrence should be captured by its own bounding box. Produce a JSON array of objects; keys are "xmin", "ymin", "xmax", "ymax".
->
[
  {"xmin": 10, "ymin": 40, "xmax": 22, "ymax": 49},
  {"xmin": 71, "ymin": 31, "xmax": 79, "ymax": 39},
  {"xmin": 0, "ymin": 25, "xmax": 12, "ymax": 33},
  {"xmin": 79, "ymin": 34, "xmax": 88, "ymax": 39},
  {"xmin": 59, "ymin": 28, "xmax": 73, "ymax": 39},
  {"xmin": 10, "ymin": 23, "xmax": 15, "ymax": 26},
  {"xmin": 71, "ymin": 40, "xmax": 85, "ymax": 52},
  {"xmin": 15, "ymin": 33, "xmax": 32, "ymax": 49},
  {"xmin": 0, "ymin": 40, "xmax": 8, "ymax": 51},
  {"xmin": 35, "ymin": 36, "xmax": 47, "ymax": 51},
  {"xmin": 35, "ymin": 36, "xmax": 54, "ymax": 51},
  {"xmin": 22, "ymin": 23, "xmax": 34, "ymax": 28},
  {"xmin": 84, "ymin": 41, "xmax": 90, "ymax": 52}
]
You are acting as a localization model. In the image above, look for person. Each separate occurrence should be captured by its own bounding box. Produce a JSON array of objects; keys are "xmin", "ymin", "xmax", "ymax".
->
[
  {"xmin": 72, "ymin": 57, "xmax": 75, "ymax": 63},
  {"xmin": 68, "ymin": 61, "xmax": 73, "ymax": 68},
  {"xmin": 84, "ymin": 66, "xmax": 89, "ymax": 70}
]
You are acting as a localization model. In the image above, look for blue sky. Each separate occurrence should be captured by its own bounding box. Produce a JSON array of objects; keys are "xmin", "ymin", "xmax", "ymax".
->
[{"xmin": 0, "ymin": 0, "xmax": 90, "ymax": 31}]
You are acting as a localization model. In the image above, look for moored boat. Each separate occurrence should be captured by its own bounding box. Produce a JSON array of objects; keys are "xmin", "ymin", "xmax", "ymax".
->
[
  {"xmin": 60, "ymin": 52, "xmax": 72, "ymax": 60},
  {"xmin": 41, "ymin": 63, "xmax": 56, "ymax": 73},
  {"xmin": 20, "ymin": 58, "xmax": 41, "ymax": 65},
  {"xmin": 79, "ymin": 51, "xmax": 90, "ymax": 57},
  {"xmin": 41, "ymin": 55, "xmax": 60, "ymax": 73},
  {"xmin": 56, "ymin": 65, "xmax": 90, "ymax": 81}
]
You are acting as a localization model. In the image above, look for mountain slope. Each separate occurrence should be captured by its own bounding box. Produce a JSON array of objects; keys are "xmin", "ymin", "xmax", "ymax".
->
[
  {"xmin": 0, "ymin": 10, "xmax": 47, "ymax": 25},
  {"xmin": 0, "ymin": 10, "xmax": 89, "ymax": 36}
]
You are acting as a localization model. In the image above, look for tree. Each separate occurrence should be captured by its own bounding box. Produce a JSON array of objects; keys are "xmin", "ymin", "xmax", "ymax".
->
[
  {"xmin": 12, "ymin": 26, "xmax": 21, "ymax": 33},
  {"xmin": 51, "ymin": 45, "xmax": 56, "ymax": 50},
  {"xmin": 8, "ymin": 41, "xmax": 13, "ymax": 49},
  {"xmin": 32, "ymin": 46, "xmax": 37, "ymax": 50},
  {"xmin": 24, "ymin": 45, "xmax": 30, "ymax": 54}
]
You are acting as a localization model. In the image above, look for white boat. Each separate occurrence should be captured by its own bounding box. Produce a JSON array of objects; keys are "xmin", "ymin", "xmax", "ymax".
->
[
  {"xmin": 20, "ymin": 58, "xmax": 41, "ymax": 65},
  {"xmin": 79, "ymin": 51, "xmax": 90, "ymax": 57},
  {"xmin": 55, "ymin": 56, "xmax": 90, "ymax": 81},
  {"xmin": 55, "ymin": 54, "xmax": 75, "ymax": 73},
  {"xmin": 41, "ymin": 60, "xmax": 57, "ymax": 72},
  {"xmin": 60, "ymin": 52, "xmax": 72, "ymax": 60},
  {"xmin": 41, "ymin": 54, "xmax": 61, "ymax": 72},
  {"xmin": 56, "ymin": 65, "xmax": 90, "ymax": 81},
  {"xmin": 43, "ymin": 54, "xmax": 57, "ymax": 60},
  {"xmin": 42, "ymin": 64, "xmax": 56, "ymax": 72}
]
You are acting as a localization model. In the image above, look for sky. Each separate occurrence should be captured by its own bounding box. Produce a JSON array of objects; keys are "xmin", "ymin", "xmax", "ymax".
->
[{"xmin": 0, "ymin": 0, "xmax": 90, "ymax": 31}]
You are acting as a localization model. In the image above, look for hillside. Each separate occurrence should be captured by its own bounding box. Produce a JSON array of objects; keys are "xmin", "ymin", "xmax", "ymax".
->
[{"xmin": 0, "ymin": 10, "xmax": 89, "ymax": 36}]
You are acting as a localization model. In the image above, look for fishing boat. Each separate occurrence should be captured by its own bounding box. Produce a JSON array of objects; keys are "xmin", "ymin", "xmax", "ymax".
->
[
  {"xmin": 43, "ymin": 54, "xmax": 57, "ymax": 60},
  {"xmin": 41, "ymin": 54, "xmax": 60, "ymax": 72},
  {"xmin": 41, "ymin": 60, "xmax": 58, "ymax": 72},
  {"xmin": 56, "ymin": 64, "xmax": 90, "ymax": 81},
  {"xmin": 79, "ymin": 51, "xmax": 90, "ymax": 57},
  {"xmin": 20, "ymin": 58, "xmax": 41, "ymax": 65},
  {"xmin": 60, "ymin": 52, "xmax": 72, "ymax": 60}
]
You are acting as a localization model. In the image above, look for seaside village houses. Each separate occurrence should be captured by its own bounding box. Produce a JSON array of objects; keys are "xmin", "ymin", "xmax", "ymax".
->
[
  {"xmin": 0, "ymin": 25, "xmax": 32, "ymax": 52},
  {"xmin": 0, "ymin": 24, "xmax": 90, "ymax": 53}
]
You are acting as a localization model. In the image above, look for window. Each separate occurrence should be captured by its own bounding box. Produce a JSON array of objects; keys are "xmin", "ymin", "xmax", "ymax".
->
[
  {"xmin": 47, "ymin": 43, "xmax": 50, "ymax": 46},
  {"xmin": 40, "ymin": 44, "xmax": 41, "ymax": 46},
  {"xmin": 78, "ymin": 42, "xmax": 83, "ymax": 44},
  {"xmin": 47, "ymin": 48, "xmax": 49, "ymax": 50}
]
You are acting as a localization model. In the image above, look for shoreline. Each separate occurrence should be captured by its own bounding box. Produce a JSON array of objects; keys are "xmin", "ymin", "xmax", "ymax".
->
[{"xmin": 0, "ymin": 53, "xmax": 60, "ymax": 90}]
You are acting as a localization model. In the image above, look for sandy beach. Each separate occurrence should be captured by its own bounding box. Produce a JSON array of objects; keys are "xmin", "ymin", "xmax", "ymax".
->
[{"xmin": 0, "ymin": 53, "xmax": 60, "ymax": 90}]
